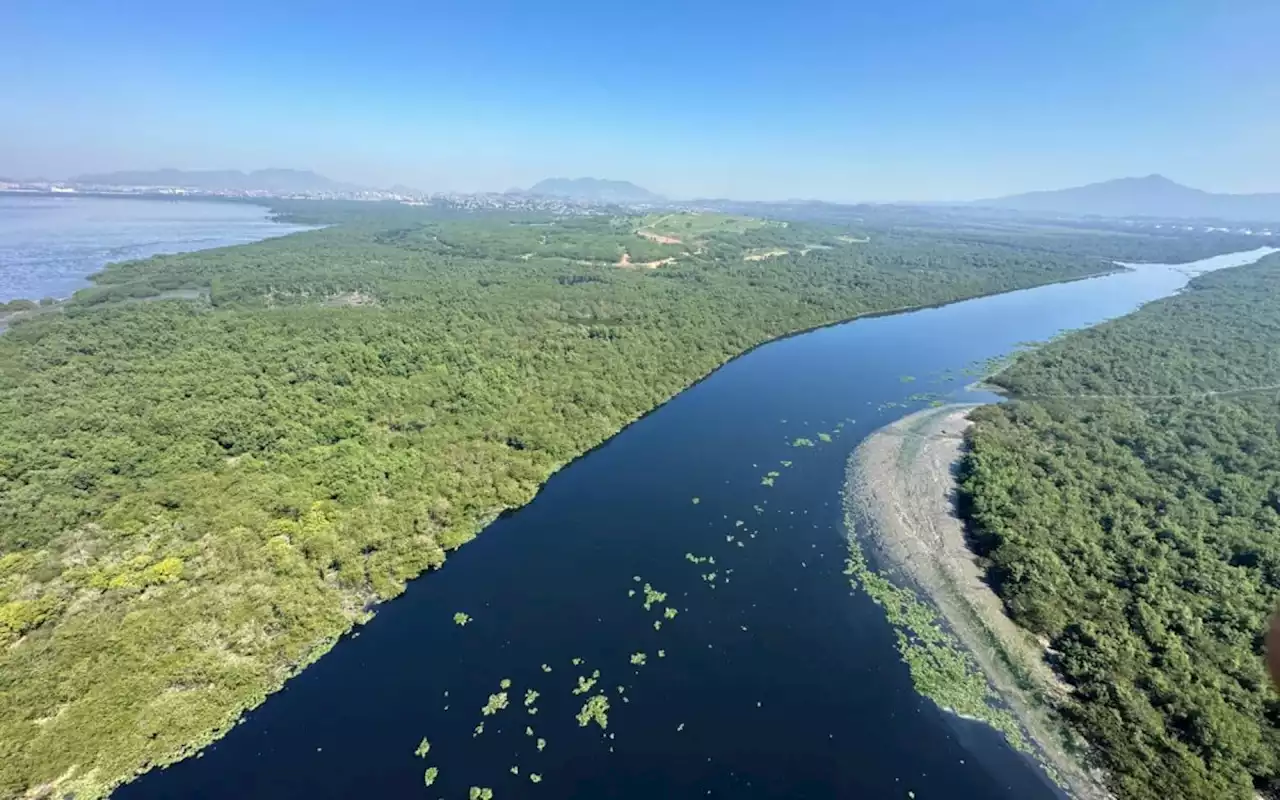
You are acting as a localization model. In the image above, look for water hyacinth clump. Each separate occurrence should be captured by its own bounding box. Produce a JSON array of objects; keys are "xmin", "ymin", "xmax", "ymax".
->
[
  {"xmin": 481, "ymin": 692, "xmax": 509, "ymax": 715},
  {"xmin": 576, "ymin": 695, "xmax": 610, "ymax": 729},
  {"xmin": 453, "ymin": 612, "xmax": 472, "ymax": 626}
]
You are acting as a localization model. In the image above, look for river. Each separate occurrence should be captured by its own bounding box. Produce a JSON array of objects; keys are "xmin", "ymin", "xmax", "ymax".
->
[
  {"xmin": 0, "ymin": 194, "xmax": 313, "ymax": 303},
  {"xmin": 116, "ymin": 247, "xmax": 1276, "ymax": 799}
]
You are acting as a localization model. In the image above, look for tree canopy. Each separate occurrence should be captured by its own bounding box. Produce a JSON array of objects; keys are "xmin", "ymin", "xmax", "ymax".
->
[{"xmin": 960, "ymin": 254, "xmax": 1280, "ymax": 799}]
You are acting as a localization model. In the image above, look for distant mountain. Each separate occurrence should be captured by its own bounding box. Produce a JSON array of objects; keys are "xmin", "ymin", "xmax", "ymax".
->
[
  {"xmin": 526, "ymin": 177, "xmax": 662, "ymax": 204},
  {"xmin": 70, "ymin": 168, "xmax": 364, "ymax": 193},
  {"xmin": 977, "ymin": 175, "xmax": 1280, "ymax": 222}
]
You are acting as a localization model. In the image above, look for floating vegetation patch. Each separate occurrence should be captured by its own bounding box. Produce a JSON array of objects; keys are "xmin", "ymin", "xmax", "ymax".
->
[
  {"xmin": 817, "ymin": 432, "xmax": 832, "ymax": 443},
  {"xmin": 761, "ymin": 476, "xmax": 775, "ymax": 487},
  {"xmin": 642, "ymin": 583, "xmax": 667, "ymax": 610},
  {"xmin": 530, "ymin": 774, "xmax": 542, "ymax": 783},
  {"xmin": 627, "ymin": 588, "xmax": 636, "ymax": 597},
  {"xmin": 536, "ymin": 738, "xmax": 546, "ymax": 751},
  {"xmin": 571, "ymin": 657, "xmax": 583, "ymax": 666},
  {"xmin": 653, "ymin": 620, "xmax": 662, "ymax": 631},
  {"xmin": 453, "ymin": 612, "xmax": 472, "ymax": 626},
  {"xmin": 792, "ymin": 437, "xmax": 815, "ymax": 447},
  {"xmin": 469, "ymin": 787, "xmax": 493, "ymax": 800},
  {"xmin": 691, "ymin": 497, "xmax": 700, "ymax": 504},
  {"xmin": 499, "ymin": 678, "xmax": 512, "ymax": 690},
  {"xmin": 685, "ymin": 552, "xmax": 711, "ymax": 564},
  {"xmin": 663, "ymin": 607, "xmax": 678, "ymax": 619},
  {"xmin": 576, "ymin": 695, "xmax": 610, "ymax": 729},
  {"xmin": 481, "ymin": 692, "xmax": 509, "ymax": 715},
  {"xmin": 677, "ymin": 723, "xmax": 685, "ymax": 731},
  {"xmin": 424, "ymin": 766, "xmax": 438, "ymax": 787},
  {"xmin": 572, "ymin": 672, "xmax": 600, "ymax": 695},
  {"xmin": 657, "ymin": 649, "xmax": 666, "ymax": 658},
  {"xmin": 780, "ymin": 460, "xmax": 792, "ymax": 467},
  {"xmin": 524, "ymin": 689, "xmax": 539, "ymax": 706},
  {"xmin": 900, "ymin": 375, "xmax": 916, "ymax": 382},
  {"xmin": 414, "ymin": 737, "xmax": 430, "ymax": 758},
  {"xmin": 510, "ymin": 766, "xmax": 519, "ymax": 775},
  {"xmin": 541, "ymin": 663, "xmax": 552, "ymax": 673},
  {"xmin": 473, "ymin": 722, "xmax": 484, "ymax": 736},
  {"xmin": 844, "ymin": 494, "xmax": 1029, "ymax": 752},
  {"xmin": 630, "ymin": 652, "xmax": 647, "ymax": 666}
]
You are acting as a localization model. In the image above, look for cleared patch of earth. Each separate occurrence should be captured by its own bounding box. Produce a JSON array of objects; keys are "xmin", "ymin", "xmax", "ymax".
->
[
  {"xmin": 849, "ymin": 404, "xmax": 1111, "ymax": 800},
  {"xmin": 636, "ymin": 230, "xmax": 682, "ymax": 245},
  {"xmin": 743, "ymin": 248, "xmax": 789, "ymax": 261},
  {"xmin": 617, "ymin": 251, "xmax": 676, "ymax": 269}
]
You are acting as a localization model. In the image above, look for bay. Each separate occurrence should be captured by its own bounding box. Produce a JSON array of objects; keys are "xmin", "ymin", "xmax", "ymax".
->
[
  {"xmin": 115, "ymin": 247, "xmax": 1275, "ymax": 799},
  {"xmin": 0, "ymin": 194, "xmax": 313, "ymax": 303}
]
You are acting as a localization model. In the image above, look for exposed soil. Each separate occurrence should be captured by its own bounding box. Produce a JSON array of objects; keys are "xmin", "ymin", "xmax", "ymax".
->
[
  {"xmin": 636, "ymin": 229, "xmax": 682, "ymax": 245},
  {"xmin": 849, "ymin": 405, "xmax": 1111, "ymax": 800}
]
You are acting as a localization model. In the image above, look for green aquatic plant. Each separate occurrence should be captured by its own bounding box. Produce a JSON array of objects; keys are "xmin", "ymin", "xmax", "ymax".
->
[
  {"xmin": 735, "ymin": 520, "xmax": 744, "ymax": 527},
  {"xmin": 817, "ymin": 432, "xmax": 832, "ymax": 442},
  {"xmin": 469, "ymin": 787, "xmax": 493, "ymax": 800},
  {"xmin": 572, "ymin": 674, "xmax": 598, "ymax": 695},
  {"xmin": 453, "ymin": 612, "xmax": 472, "ymax": 626},
  {"xmin": 630, "ymin": 652, "xmax": 647, "ymax": 666},
  {"xmin": 414, "ymin": 737, "xmax": 430, "ymax": 758},
  {"xmin": 780, "ymin": 460, "xmax": 792, "ymax": 467},
  {"xmin": 726, "ymin": 535, "xmax": 734, "ymax": 543},
  {"xmin": 760, "ymin": 476, "xmax": 775, "ymax": 487},
  {"xmin": 664, "ymin": 607, "xmax": 678, "ymax": 619},
  {"xmin": 424, "ymin": 766, "xmax": 438, "ymax": 786},
  {"xmin": 541, "ymin": 663, "xmax": 552, "ymax": 673},
  {"xmin": 792, "ymin": 437, "xmax": 815, "ymax": 447},
  {"xmin": 524, "ymin": 689, "xmax": 539, "ymax": 706},
  {"xmin": 525, "ymin": 725, "xmax": 533, "ymax": 736},
  {"xmin": 481, "ymin": 692, "xmax": 509, "ymax": 715},
  {"xmin": 685, "ymin": 552, "xmax": 711, "ymax": 564},
  {"xmin": 642, "ymin": 583, "xmax": 667, "ymax": 610},
  {"xmin": 527, "ymin": 707, "xmax": 538, "ymax": 715},
  {"xmin": 658, "ymin": 649, "xmax": 666, "ymax": 658},
  {"xmin": 510, "ymin": 766, "xmax": 519, "ymax": 775},
  {"xmin": 900, "ymin": 375, "xmax": 916, "ymax": 382},
  {"xmin": 536, "ymin": 737, "xmax": 546, "ymax": 751},
  {"xmin": 653, "ymin": 620, "xmax": 662, "ymax": 631},
  {"xmin": 530, "ymin": 774, "xmax": 542, "ymax": 783},
  {"xmin": 571, "ymin": 657, "xmax": 583, "ymax": 666},
  {"xmin": 702, "ymin": 572, "xmax": 717, "ymax": 584},
  {"xmin": 499, "ymin": 678, "xmax": 512, "ymax": 690},
  {"xmin": 473, "ymin": 722, "xmax": 484, "ymax": 736},
  {"xmin": 576, "ymin": 695, "xmax": 610, "ymax": 729},
  {"xmin": 677, "ymin": 723, "xmax": 685, "ymax": 731},
  {"xmin": 691, "ymin": 497, "xmax": 700, "ymax": 504},
  {"xmin": 766, "ymin": 471, "xmax": 780, "ymax": 478},
  {"xmin": 627, "ymin": 589, "xmax": 636, "ymax": 597}
]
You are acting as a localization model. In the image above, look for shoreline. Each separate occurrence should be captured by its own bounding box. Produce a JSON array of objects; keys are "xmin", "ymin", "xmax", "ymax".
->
[{"xmin": 844, "ymin": 404, "xmax": 1111, "ymax": 800}]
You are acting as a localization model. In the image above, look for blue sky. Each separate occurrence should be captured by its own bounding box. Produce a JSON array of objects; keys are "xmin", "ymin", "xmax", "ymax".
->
[{"xmin": 3, "ymin": 0, "xmax": 1277, "ymax": 201}]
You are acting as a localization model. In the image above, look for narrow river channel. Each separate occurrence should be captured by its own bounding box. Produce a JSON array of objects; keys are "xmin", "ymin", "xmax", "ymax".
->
[{"xmin": 116, "ymin": 247, "xmax": 1277, "ymax": 799}]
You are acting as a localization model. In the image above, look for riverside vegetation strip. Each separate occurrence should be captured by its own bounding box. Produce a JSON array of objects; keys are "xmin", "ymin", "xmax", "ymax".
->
[
  {"xmin": 959, "ymin": 254, "xmax": 1280, "ymax": 800},
  {"xmin": 0, "ymin": 202, "xmax": 1247, "ymax": 798}
]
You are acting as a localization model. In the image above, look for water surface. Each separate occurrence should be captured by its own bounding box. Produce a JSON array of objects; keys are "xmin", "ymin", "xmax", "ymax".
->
[
  {"xmin": 0, "ymin": 194, "xmax": 312, "ymax": 302},
  {"xmin": 117, "ymin": 248, "xmax": 1276, "ymax": 800}
]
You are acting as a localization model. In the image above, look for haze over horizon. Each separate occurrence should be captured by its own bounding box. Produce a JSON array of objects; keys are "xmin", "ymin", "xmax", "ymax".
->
[{"xmin": 4, "ymin": 0, "xmax": 1277, "ymax": 203}]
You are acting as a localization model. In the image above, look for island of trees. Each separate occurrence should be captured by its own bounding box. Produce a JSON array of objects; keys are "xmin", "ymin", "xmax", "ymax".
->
[
  {"xmin": 960, "ymin": 254, "xmax": 1280, "ymax": 799},
  {"xmin": 0, "ymin": 201, "xmax": 1268, "ymax": 798}
]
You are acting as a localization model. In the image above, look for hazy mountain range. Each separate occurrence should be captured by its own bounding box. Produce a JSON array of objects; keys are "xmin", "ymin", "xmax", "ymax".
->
[
  {"xmin": 70, "ymin": 168, "xmax": 364, "ymax": 194},
  {"xmin": 525, "ymin": 177, "xmax": 663, "ymax": 204},
  {"xmin": 976, "ymin": 175, "xmax": 1280, "ymax": 221}
]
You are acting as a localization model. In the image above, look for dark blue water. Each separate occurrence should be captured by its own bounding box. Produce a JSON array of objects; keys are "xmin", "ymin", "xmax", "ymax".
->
[
  {"xmin": 0, "ymin": 194, "xmax": 313, "ymax": 302},
  {"xmin": 116, "ymin": 250, "xmax": 1275, "ymax": 800}
]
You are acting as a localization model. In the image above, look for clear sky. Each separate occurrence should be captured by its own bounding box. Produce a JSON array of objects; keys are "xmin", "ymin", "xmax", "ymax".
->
[{"xmin": 3, "ymin": 0, "xmax": 1277, "ymax": 201}]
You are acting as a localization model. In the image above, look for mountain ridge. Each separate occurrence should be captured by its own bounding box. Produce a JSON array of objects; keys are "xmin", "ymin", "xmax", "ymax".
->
[
  {"xmin": 525, "ymin": 177, "xmax": 662, "ymax": 204},
  {"xmin": 976, "ymin": 175, "xmax": 1280, "ymax": 221},
  {"xmin": 70, "ymin": 168, "xmax": 365, "ymax": 193}
]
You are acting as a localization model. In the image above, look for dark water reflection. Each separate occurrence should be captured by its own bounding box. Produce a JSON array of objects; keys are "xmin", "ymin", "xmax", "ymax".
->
[{"xmin": 117, "ymin": 250, "xmax": 1274, "ymax": 799}]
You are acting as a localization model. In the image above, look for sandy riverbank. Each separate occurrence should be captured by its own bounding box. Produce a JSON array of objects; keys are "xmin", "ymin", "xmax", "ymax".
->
[{"xmin": 846, "ymin": 404, "xmax": 1110, "ymax": 800}]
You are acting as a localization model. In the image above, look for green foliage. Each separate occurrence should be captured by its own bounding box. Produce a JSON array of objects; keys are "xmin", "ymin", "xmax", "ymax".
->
[
  {"xmin": 414, "ymin": 737, "xmax": 430, "ymax": 758},
  {"xmin": 630, "ymin": 652, "xmax": 647, "ymax": 665},
  {"xmin": 469, "ymin": 787, "xmax": 493, "ymax": 800},
  {"xmin": 480, "ymin": 692, "xmax": 508, "ymax": 716},
  {"xmin": 0, "ymin": 206, "xmax": 1124, "ymax": 798},
  {"xmin": 960, "ymin": 255, "xmax": 1280, "ymax": 800},
  {"xmin": 641, "ymin": 583, "xmax": 666, "ymax": 610},
  {"xmin": 423, "ymin": 766, "xmax": 438, "ymax": 787},
  {"xmin": 792, "ymin": 437, "xmax": 815, "ymax": 447},
  {"xmin": 575, "ymin": 694, "xmax": 610, "ymax": 729},
  {"xmin": 454, "ymin": 612, "xmax": 472, "ymax": 626}
]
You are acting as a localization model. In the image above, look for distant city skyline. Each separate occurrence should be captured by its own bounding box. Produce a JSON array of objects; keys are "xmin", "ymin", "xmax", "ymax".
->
[{"xmin": 3, "ymin": 0, "xmax": 1277, "ymax": 202}]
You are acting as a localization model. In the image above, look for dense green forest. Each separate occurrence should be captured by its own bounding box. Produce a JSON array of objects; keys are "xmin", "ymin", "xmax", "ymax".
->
[
  {"xmin": 0, "ymin": 204, "xmax": 1247, "ymax": 798},
  {"xmin": 959, "ymin": 254, "xmax": 1280, "ymax": 799}
]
